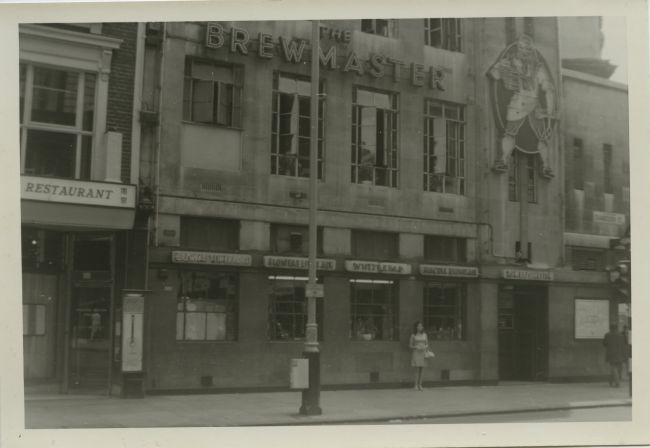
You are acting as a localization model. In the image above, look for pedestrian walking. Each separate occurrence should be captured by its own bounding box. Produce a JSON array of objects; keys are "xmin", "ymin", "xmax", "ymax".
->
[
  {"xmin": 603, "ymin": 323, "xmax": 626, "ymax": 387},
  {"xmin": 410, "ymin": 321, "xmax": 429, "ymax": 391}
]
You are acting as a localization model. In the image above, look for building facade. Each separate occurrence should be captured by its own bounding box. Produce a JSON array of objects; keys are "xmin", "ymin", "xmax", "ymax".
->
[
  {"xmin": 20, "ymin": 17, "xmax": 630, "ymax": 395},
  {"xmin": 20, "ymin": 23, "xmax": 147, "ymax": 394}
]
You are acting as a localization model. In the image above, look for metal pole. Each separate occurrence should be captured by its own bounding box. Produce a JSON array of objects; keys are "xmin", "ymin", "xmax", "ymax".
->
[{"xmin": 299, "ymin": 19, "xmax": 322, "ymax": 416}]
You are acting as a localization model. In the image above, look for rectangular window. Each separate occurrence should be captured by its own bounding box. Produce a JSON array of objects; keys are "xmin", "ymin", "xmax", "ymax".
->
[
  {"xmin": 423, "ymin": 282, "xmax": 466, "ymax": 340},
  {"xmin": 351, "ymin": 230, "xmax": 398, "ymax": 260},
  {"xmin": 350, "ymin": 279, "xmax": 398, "ymax": 341},
  {"xmin": 423, "ymin": 236, "xmax": 467, "ymax": 262},
  {"xmin": 508, "ymin": 152, "xmax": 537, "ymax": 203},
  {"xmin": 423, "ymin": 100, "xmax": 465, "ymax": 194},
  {"xmin": 19, "ymin": 63, "xmax": 96, "ymax": 179},
  {"xmin": 271, "ymin": 73, "xmax": 324, "ymax": 178},
  {"xmin": 571, "ymin": 248, "xmax": 606, "ymax": 271},
  {"xmin": 180, "ymin": 217, "xmax": 239, "ymax": 251},
  {"xmin": 176, "ymin": 271, "xmax": 238, "ymax": 341},
  {"xmin": 603, "ymin": 144, "xmax": 613, "ymax": 194},
  {"xmin": 352, "ymin": 88, "xmax": 399, "ymax": 187},
  {"xmin": 183, "ymin": 58, "xmax": 243, "ymax": 128},
  {"xmin": 270, "ymin": 224, "xmax": 323, "ymax": 255},
  {"xmin": 21, "ymin": 227, "xmax": 64, "ymax": 273},
  {"xmin": 572, "ymin": 138, "xmax": 584, "ymax": 190},
  {"xmin": 361, "ymin": 19, "xmax": 394, "ymax": 37},
  {"xmin": 424, "ymin": 18, "xmax": 462, "ymax": 52},
  {"xmin": 515, "ymin": 241, "xmax": 533, "ymax": 262},
  {"xmin": 268, "ymin": 276, "xmax": 323, "ymax": 341}
]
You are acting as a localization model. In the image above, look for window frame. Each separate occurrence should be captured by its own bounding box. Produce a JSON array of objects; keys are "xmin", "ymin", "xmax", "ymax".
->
[
  {"xmin": 423, "ymin": 100, "xmax": 465, "ymax": 194},
  {"xmin": 424, "ymin": 18, "xmax": 462, "ymax": 52},
  {"xmin": 423, "ymin": 281, "xmax": 467, "ymax": 341},
  {"xmin": 603, "ymin": 143, "xmax": 613, "ymax": 194},
  {"xmin": 570, "ymin": 247, "xmax": 607, "ymax": 271},
  {"xmin": 508, "ymin": 152, "xmax": 538, "ymax": 203},
  {"xmin": 268, "ymin": 275, "xmax": 323, "ymax": 341},
  {"xmin": 19, "ymin": 62, "xmax": 97, "ymax": 180},
  {"xmin": 361, "ymin": 19, "xmax": 396, "ymax": 38},
  {"xmin": 423, "ymin": 235, "xmax": 467, "ymax": 263},
  {"xmin": 270, "ymin": 223, "xmax": 324, "ymax": 256},
  {"xmin": 351, "ymin": 230, "xmax": 399, "ymax": 260},
  {"xmin": 350, "ymin": 279, "xmax": 399, "ymax": 342},
  {"xmin": 182, "ymin": 57, "xmax": 243, "ymax": 129},
  {"xmin": 175, "ymin": 270, "xmax": 239, "ymax": 342},
  {"xmin": 180, "ymin": 217, "xmax": 240, "ymax": 252},
  {"xmin": 270, "ymin": 72, "xmax": 325, "ymax": 179},
  {"xmin": 351, "ymin": 87, "xmax": 400, "ymax": 188}
]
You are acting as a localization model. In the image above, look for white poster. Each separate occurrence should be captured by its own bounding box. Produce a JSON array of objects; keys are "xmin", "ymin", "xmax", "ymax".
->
[{"xmin": 574, "ymin": 298, "xmax": 610, "ymax": 339}]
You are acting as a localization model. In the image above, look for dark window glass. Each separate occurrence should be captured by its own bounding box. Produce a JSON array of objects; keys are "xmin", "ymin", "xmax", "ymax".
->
[
  {"xmin": 271, "ymin": 224, "xmax": 323, "ymax": 255},
  {"xmin": 508, "ymin": 152, "xmax": 537, "ymax": 203},
  {"xmin": 24, "ymin": 129, "xmax": 76, "ymax": 178},
  {"xmin": 361, "ymin": 19, "xmax": 393, "ymax": 37},
  {"xmin": 571, "ymin": 248, "xmax": 606, "ymax": 271},
  {"xmin": 176, "ymin": 271, "xmax": 238, "ymax": 341},
  {"xmin": 73, "ymin": 239, "xmax": 111, "ymax": 271},
  {"xmin": 424, "ymin": 236, "xmax": 467, "ymax": 262},
  {"xmin": 350, "ymin": 279, "xmax": 398, "ymax": 341},
  {"xmin": 424, "ymin": 18, "xmax": 462, "ymax": 52},
  {"xmin": 21, "ymin": 228, "xmax": 64, "ymax": 272},
  {"xmin": 31, "ymin": 66, "xmax": 78, "ymax": 126},
  {"xmin": 268, "ymin": 276, "xmax": 323, "ymax": 340},
  {"xmin": 603, "ymin": 144, "xmax": 613, "ymax": 194},
  {"xmin": 423, "ymin": 282, "xmax": 467, "ymax": 340},
  {"xmin": 180, "ymin": 217, "xmax": 239, "ymax": 251},
  {"xmin": 352, "ymin": 230, "xmax": 398, "ymax": 260}
]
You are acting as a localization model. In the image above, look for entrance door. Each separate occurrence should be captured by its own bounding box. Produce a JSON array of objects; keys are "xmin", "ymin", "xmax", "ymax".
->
[
  {"xmin": 69, "ymin": 286, "xmax": 111, "ymax": 390},
  {"xmin": 498, "ymin": 285, "xmax": 548, "ymax": 381}
]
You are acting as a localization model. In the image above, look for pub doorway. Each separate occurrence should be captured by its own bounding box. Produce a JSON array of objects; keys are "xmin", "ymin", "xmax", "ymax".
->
[{"xmin": 498, "ymin": 284, "xmax": 549, "ymax": 381}]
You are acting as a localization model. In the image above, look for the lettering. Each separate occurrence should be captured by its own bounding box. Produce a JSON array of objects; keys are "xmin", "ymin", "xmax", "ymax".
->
[
  {"xmin": 429, "ymin": 67, "xmax": 446, "ymax": 91},
  {"xmin": 258, "ymin": 32, "xmax": 274, "ymax": 58},
  {"xmin": 411, "ymin": 63, "xmax": 425, "ymax": 86},
  {"xmin": 206, "ymin": 22, "xmax": 225, "ymax": 48},
  {"xmin": 319, "ymin": 45, "xmax": 338, "ymax": 69},
  {"xmin": 343, "ymin": 51, "xmax": 364, "ymax": 75},
  {"xmin": 35, "ymin": 184, "xmax": 43, "ymax": 193},
  {"xmin": 387, "ymin": 58, "xmax": 402, "ymax": 82},
  {"xmin": 25, "ymin": 182, "xmax": 34, "ymax": 192},
  {"xmin": 280, "ymin": 37, "xmax": 307, "ymax": 63},
  {"xmin": 230, "ymin": 27, "xmax": 250, "ymax": 55},
  {"xmin": 368, "ymin": 54, "xmax": 385, "ymax": 78}
]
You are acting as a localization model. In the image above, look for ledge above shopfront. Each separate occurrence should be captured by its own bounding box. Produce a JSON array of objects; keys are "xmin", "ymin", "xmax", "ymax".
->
[{"xmin": 20, "ymin": 175, "xmax": 137, "ymax": 230}]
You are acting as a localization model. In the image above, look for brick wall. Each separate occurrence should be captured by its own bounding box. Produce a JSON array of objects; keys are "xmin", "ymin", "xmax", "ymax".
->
[{"xmin": 103, "ymin": 23, "xmax": 138, "ymax": 184}]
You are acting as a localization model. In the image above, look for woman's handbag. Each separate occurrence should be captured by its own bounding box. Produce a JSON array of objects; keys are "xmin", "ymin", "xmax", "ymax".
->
[{"xmin": 425, "ymin": 350, "xmax": 435, "ymax": 359}]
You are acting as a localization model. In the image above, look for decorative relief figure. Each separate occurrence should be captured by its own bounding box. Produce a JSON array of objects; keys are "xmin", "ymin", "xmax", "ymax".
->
[{"xmin": 488, "ymin": 35, "xmax": 557, "ymax": 178}]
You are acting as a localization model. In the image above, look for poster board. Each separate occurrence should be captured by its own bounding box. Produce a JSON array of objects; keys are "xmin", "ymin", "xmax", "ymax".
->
[{"xmin": 574, "ymin": 298, "xmax": 610, "ymax": 339}]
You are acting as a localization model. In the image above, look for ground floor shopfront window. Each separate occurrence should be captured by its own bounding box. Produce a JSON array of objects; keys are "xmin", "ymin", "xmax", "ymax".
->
[
  {"xmin": 350, "ymin": 279, "xmax": 398, "ymax": 341},
  {"xmin": 176, "ymin": 271, "xmax": 238, "ymax": 341},
  {"xmin": 268, "ymin": 276, "xmax": 323, "ymax": 341},
  {"xmin": 423, "ymin": 282, "xmax": 467, "ymax": 340}
]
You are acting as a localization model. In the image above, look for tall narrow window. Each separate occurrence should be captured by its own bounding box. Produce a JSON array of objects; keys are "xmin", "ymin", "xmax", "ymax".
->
[
  {"xmin": 20, "ymin": 63, "xmax": 96, "ymax": 180},
  {"xmin": 424, "ymin": 18, "xmax": 462, "ymax": 52},
  {"xmin": 603, "ymin": 144, "xmax": 613, "ymax": 194},
  {"xmin": 508, "ymin": 152, "xmax": 537, "ymax": 203},
  {"xmin": 573, "ymin": 138, "xmax": 584, "ymax": 190},
  {"xmin": 182, "ymin": 58, "xmax": 243, "ymax": 128},
  {"xmin": 352, "ymin": 88, "xmax": 399, "ymax": 187},
  {"xmin": 423, "ymin": 100, "xmax": 465, "ymax": 194},
  {"xmin": 423, "ymin": 282, "xmax": 467, "ymax": 340},
  {"xmin": 271, "ymin": 73, "xmax": 324, "ymax": 178}
]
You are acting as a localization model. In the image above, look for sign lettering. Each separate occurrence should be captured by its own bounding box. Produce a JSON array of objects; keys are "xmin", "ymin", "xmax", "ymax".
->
[
  {"xmin": 345, "ymin": 260, "xmax": 412, "ymax": 275},
  {"xmin": 21, "ymin": 176, "xmax": 135, "ymax": 208},
  {"xmin": 419, "ymin": 264, "xmax": 479, "ymax": 278},
  {"xmin": 263, "ymin": 256, "xmax": 336, "ymax": 271},
  {"xmin": 502, "ymin": 269, "xmax": 553, "ymax": 281},
  {"xmin": 171, "ymin": 251, "xmax": 252, "ymax": 267}
]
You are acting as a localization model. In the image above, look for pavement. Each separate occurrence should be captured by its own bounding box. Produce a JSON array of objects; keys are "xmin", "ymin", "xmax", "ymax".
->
[{"xmin": 24, "ymin": 381, "xmax": 631, "ymax": 428}]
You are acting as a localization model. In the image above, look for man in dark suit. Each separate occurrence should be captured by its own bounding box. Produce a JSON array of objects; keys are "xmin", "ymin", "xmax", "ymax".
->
[{"xmin": 603, "ymin": 324, "xmax": 627, "ymax": 387}]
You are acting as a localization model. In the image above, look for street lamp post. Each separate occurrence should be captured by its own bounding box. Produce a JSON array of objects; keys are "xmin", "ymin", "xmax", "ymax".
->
[{"xmin": 299, "ymin": 19, "xmax": 322, "ymax": 416}]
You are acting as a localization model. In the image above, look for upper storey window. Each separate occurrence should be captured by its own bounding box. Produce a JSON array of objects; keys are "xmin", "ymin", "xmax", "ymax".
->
[
  {"xmin": 361, "ymin": 19, "xmax": 396, "ymax": 38},
  {"xmin": 183, "ymin": 58, "xmax": 243, "ymax": 128},
  {"xmin": 424, "ymin": 18, "xmax": 462, "ymax": 52},
  {"xmin": 20, "ymin": 63, "xmax": 96, "ymax": 180}
]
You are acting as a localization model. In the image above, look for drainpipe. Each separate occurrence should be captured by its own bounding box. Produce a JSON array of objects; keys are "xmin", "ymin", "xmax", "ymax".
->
[{"xmin": 153, "ymin": 23, "xmax": 167, "ymax": 248}]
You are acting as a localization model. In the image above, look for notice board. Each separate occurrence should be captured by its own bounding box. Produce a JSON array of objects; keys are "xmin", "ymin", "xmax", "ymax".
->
[{"xmin": 574, "ymin": 298, "xmax": 610, "ymax": 339}]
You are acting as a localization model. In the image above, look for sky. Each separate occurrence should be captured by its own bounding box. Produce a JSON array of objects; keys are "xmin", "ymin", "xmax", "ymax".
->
[{"xmin": 601, "ymin": 16, "xmax": 628, "ymax": 84}]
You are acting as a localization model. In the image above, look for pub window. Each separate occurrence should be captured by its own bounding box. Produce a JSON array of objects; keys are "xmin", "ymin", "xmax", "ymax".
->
[
  {"xmin": 268, "ymin": 276, "xmax": 323, "ymax": 341},
  {"xmin": 572, "ymin": 138, "xmax": 584, "ymax": 190},
  {"xmin": 21, "ymin": 227, "xmax": 64, "ymax": 273},
  {"xmin": 351, "ymin": 230, "xmax": 398, "ymax": 260},
  {"xmin": 270, "ymin": 73, "xmax": 325, "ymax": 178},
  {"xmin": 508, "ymin": 152, "xmax": 537, "ymax": 203},
  {"xmin": 270, "ymin": 224, "xmax": 323, "ymax": 255},
  {"xmin": 603, "ymin": 144, "xmax": 613, "ymax": 194},
  {"xmin": 571, "ymin": 247, "xmax": 606, "ymax": 271},
  {"xmin": 182, "ymin": 58, "xmax": 243, "ymax": 128},
  {"xmin": 176, "ymin": 271, "xmax": 238, "ymax": 341},
  {"xmin": 19, "ymin": 63, "xmax": 96, "ymax": 180},
  {"xmin": 423, "ymin": 100, "xmax": 465, "ymax": 194},
  {"xmin": 423, "ymin": 236, "xmax": 466, "ymax": 262},
  {"xmin": 350, "ymin": 279, "xmax": 398, "ymax": 341},
  {"xmin": 361, "ymin": 19, "xmax": 395, "ymax": 37},
  {"xmin": 180, "ymin": 217, "xmax": 239, "ymax": 251},
  {"xmin": 351, "ymin": 88, "xmax": 399, "ymax": 187},
  {"xmin": 423, "ymin": 282, "xmax": 467, "ymax": 340},
  {"xmin": 424, "ymin": 18, "xmax": 462, "ymax": 52}
]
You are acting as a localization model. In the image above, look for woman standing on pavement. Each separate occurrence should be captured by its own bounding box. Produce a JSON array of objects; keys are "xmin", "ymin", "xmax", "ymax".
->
[{"xmin": 410, "ymin": 321, "xmax": 429, "ymax": 391}]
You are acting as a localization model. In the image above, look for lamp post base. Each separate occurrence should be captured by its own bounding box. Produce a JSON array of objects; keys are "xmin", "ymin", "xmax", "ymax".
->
[{"xmin": 299, "ymin": 350, "xmax": 322, "ymax": 415}]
